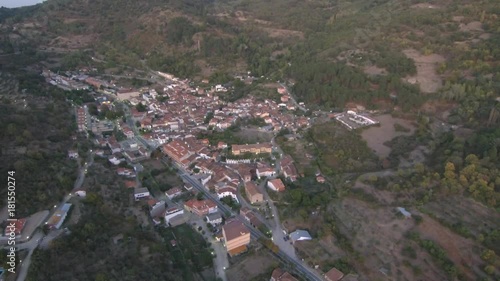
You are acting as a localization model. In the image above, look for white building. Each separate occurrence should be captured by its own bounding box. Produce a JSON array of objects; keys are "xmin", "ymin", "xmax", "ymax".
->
[
  {"xmin": 134, "ymin": 187, "xmax": 150, "ymax": 200},
  {"xmin": 74, "ymin": 190, "xmax": 87, "ymax": 197},
  {"xmin": 217, "ymin": 188, "xmax": 239, "ymax": 203},
  {"xmin": 165, "ymin": 187, "xmax": 183, "ymax": 199},
  {"xmin": 68, "ymin": 150, "xmax": 79, "ymax": 159},
  {"xmin": 206, "ymin": 212, "xmax": 223, "ymax": 226},
  {"xmin": 256, "ymin": 167, "xmax": 276, "ymax": 178},
  {"xmin": 164, "ymin": 207, "xmax": 184, "ymax": 224}
]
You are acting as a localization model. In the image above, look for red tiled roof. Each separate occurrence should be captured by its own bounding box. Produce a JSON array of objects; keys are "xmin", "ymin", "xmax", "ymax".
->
[
  {"xmin": 269, "ymin": 178, "xmax": 286, "ymax": 192},
  {"xmin": 223, "ymin": 219, "xmax": 250, "ymax": 241},
  {"xmin": 4, "ymin": 218, "xmax": 27, "ymax": 236},
  {"xmin": 324, "ymin": 267, "xmax": 344, "ymax": 281}
]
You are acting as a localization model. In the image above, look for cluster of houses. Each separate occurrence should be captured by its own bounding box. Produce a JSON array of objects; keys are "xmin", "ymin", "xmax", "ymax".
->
[
  {"xmin": 109, "ymin": 77, "xmax": 312, "ymax": 148},
  {"xmin": 91, "ymin": 135, "xmax": 151, "ymax": 165},
  {"xmin": 59, "ymin": 69, "xmax": 326, "ymax": 264},
  {"xmin": 76, "ymin": 106, "xmax": 89, "ymax": 133}
]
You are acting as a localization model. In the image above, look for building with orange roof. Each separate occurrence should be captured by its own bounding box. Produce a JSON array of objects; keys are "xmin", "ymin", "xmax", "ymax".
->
[
  {"xmin": 222, "ymin": 219, "xmax": 250, "ymax": 256},
  {"xmin": 270, "ymin": 268, "xmax": 299, "ymax": 281},
  {"xmin": 324, "ymin": 267, "xmax": 344, "ymax": 281},
  {"xmin": 4, "ymin": 218, "xmax": 27, "ymax": 237},
  {"xmin": 184, "ymin": 198, "xmax": 218, "ymax": 216},
  {"xmin": 162, "ymin": 140, "xmax": 194, "ymax": 167},
  {"xmin": 244, "ymin": 182, "xmax": 263, "ymax": 204},
  {"xmin": 267, "ymin": 178, "xmax": 286, "ymax": 192},
  {"xmin": 231, "ymin": 143, "xmax": 273, "ymax": 156}
]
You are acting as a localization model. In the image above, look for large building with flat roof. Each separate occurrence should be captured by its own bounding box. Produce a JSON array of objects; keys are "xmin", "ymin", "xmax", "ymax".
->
[
  {"xmin": 47, "ymin": 203, "xmax": 72, "ymax": 229},
  {"xmin": 231, "ymin": 143, "xmax": 272, "ymax": 156},
  {"xmin": 222, "ymin": 219, "xmax": 250, "ymax": 256}
]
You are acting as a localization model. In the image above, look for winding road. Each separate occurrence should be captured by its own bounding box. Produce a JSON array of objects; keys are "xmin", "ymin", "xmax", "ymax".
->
[{"xmin": 10, "ymin": 151, "xmax": 95, "ymax": 281}]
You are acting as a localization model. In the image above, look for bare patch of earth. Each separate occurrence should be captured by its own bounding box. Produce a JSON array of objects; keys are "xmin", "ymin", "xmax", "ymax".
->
[
  {"xmin": 410, "ymin": 3, "xmax": 441, "ymax": 9},
  {"xmin": 295, "ymin": 235, "xmax": 345, "ymax": 268},
  {"xmin": 262, "ymin": 82, "xmax": 281, "ymax": 89},
  {"xmin": 328, "ymin": 198, "xmax": 448, "ymax": 281},
  {"xmin": 363, "ymin": 65, "xmax": 387, "ymax": 76},
  {"xmin": 360, "ymin": 114, "xmax": 416, "ymax": 159},
  {"xmin": 235, "ymin": 128, "xmax": 274, "ymax": 143},
  {"xmin": 50, "ymin": 34, "xmax": 96, "ymax": 49},
  {"xmin": 226, "ymin": 251, "xmax": 277, "ymax": 281},
  {"xmin": 403, "ymin": 49, "xmax": 445, "ymax": 93},
  {"xmin": 262, "ymin": 27, "xmax": 304, "ymax": 39},
  {"xmin": 459, "ymin": 21, "xmax": 483, "ymax": 32}
]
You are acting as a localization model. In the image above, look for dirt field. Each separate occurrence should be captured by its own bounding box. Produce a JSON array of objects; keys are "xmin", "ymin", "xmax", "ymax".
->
[
  {"xmin": 236, "ymin": 128, "xmax": 274, "ymax": 143},
  {"xmin": 360, "ymin": 114, "xmax": 415, "ymax": 158},
  {"xmin": 226, "ymin": 250, "xmax": 278, "ymax": 281},
  {"xmin": 403, "ymin": 49, "xmax": 445, "ymax": 94},
  {"xmin": 295, "ymin": 236, "xmax": 346, "ymax": 269}
]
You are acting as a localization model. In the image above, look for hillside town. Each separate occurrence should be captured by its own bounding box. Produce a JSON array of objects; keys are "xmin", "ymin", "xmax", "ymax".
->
[{"xmin": 0, "ymin": 67, "xmax": 379, "ymax": 281}]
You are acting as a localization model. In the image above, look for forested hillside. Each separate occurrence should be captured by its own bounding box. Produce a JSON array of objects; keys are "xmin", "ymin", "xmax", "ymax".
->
[
  {"xmin": 0, "ymin": 0, "xmax": 499, "ymax": 280},
  {"xmin": 0, "ymin": 0, "xmax": 498, "ymax": 123}
]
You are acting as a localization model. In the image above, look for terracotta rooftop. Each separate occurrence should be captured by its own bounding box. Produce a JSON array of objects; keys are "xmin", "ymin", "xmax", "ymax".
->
[
  {"xmin": 245, "ymin": 182, "xmax": 261, "ymax": 197},
  {"xmin": 269, "ymin": 178, "xmax": 286, "ymax": 192},
  {"xmin": 271, "ymin": 268, "xmax": 299, "ymax": 281},
  {"xmin": 324, "ymin": 267, "xmax": 344, "ymax": 281},
  {"xmin": 222, "ymin": 219, "xmax": 250, "ymax": 241}
]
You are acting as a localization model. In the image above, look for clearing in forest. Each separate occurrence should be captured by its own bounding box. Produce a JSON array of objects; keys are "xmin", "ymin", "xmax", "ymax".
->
[
  {"xmin": 360, "ymin": 114, "xmax": 415, "ymax": 159},
  {"xmin": 403, "ymin": 49, "xmax": 445, "ymax": 94}
]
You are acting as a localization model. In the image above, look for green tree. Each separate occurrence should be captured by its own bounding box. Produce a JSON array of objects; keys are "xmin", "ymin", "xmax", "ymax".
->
[
  {"xmin": 136, "ymin": 102, "xmax": 147, "ymax": 112},
  {"xmin": 480, "ymin": 249, "xmax": 496, "ymax": 263}
]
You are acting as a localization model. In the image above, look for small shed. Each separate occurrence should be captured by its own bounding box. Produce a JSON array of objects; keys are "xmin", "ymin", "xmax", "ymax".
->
[{"xmin": 289, "ymin": 229, "xmax": 312, "ymax": 243}]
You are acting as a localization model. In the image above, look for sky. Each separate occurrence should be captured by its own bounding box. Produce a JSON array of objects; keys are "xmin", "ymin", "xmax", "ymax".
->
[{"xmin": 1, "ymin": 0, "xmax": 45, "ymax": 8}]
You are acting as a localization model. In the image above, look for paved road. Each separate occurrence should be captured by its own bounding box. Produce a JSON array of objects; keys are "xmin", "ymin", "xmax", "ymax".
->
[
  {"xmin": 234, "ymin": 182, "xmax": 274, "ymax": 231},
  {"xmin": 259, "ymin": 182, "xmax": 297, "ymax": 259},
  {"xmin": 121, "ymin": 103, "xmax": 156, "ymax": 150},
  {"xmin": 189, "ymin": 215, "xmax": 228, "ymax": 281},
  {"xmin": 11, "ymin": 152, "xmax": 95, "ymax": 281},
  {"xmin": 180, "ymin": 173, "xmax": 324, "ymax": 281},
  {"xmin": 15, "ymin": 246, "xmax": 35, "ymax": 281}
]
